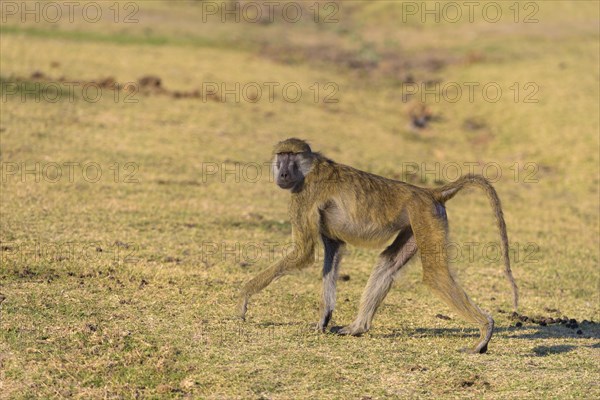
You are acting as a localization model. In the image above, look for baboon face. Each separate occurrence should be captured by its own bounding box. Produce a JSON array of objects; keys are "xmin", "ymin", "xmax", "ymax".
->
[{"xmin": 274, "ymin": 153, "xmax": 309, "ymax": 190}]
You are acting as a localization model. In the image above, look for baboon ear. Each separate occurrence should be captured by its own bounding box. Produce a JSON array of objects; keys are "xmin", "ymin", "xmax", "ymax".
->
[{"xmin": 296, "ymin": 153, "xmax": 314, "ymax": 176}]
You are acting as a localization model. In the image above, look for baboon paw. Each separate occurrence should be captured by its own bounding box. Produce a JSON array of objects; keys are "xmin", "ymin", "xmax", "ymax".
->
[
  {"xmin": 315, "ymin": 311, "xmax": 332, "ymax": 332},
  {"xmin": 459, "ymin": 343, "xmax": 488, "ymax": 354},
  {"xmin": 330, "ymin": 325, "xmax": 365, "ymax": 336},
  {"xmin": 238, "ymin": 297, "xmax": 248, "ymax": 321},
  {"xmin": 475, "ymin": 342, "xmax": 489, "ymax": 354}
]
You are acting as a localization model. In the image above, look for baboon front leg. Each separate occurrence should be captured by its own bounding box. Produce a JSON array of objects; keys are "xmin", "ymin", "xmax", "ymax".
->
[
  {"xmin": 239, "ymin": 249, "xmax": 315, "ymax": 320},
  {"xmin": 412, "ymin": 206, "xmax": 493, "ymax": 353},
  {"xmin": 336, "ymin": 229, "xmax": 417, "ymax": 336},
  {"xmin": 238, "ymin": 264, "xmax": 282, "ymax": 320},
  {"xmin": 317, "ymin": 236, "xmax": 344, "ymax": 332}
]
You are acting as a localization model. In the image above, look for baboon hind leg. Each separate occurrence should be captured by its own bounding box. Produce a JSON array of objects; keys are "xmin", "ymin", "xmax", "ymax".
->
[
  {"xmin": 411, "ymin": 204, "xmax": 493, "ymax": 354},
  {"xmin": 336, "ymin": 228, "xmax": 417, "ymax": 336}
]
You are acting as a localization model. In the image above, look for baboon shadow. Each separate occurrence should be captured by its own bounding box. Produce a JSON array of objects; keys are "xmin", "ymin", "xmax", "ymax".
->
[
  {"xmin": 371, "ymin": 322, "xmax": 600, "ymax": 343},
  {"xmin": 255, "ymin": 321, "xmax": 302, "ymax": 328},
  {"xmin": 531, "ymin": 345, "xmax": 577, "ymax": 356}
]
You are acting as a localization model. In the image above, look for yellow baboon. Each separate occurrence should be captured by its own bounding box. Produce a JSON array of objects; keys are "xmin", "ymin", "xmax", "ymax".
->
[{"xmin": 239, "ymin": 138, "xmax": 518, "ymax": 353}]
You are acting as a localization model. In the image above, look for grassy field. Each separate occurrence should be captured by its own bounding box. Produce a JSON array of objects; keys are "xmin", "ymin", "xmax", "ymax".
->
[{"xmin": 1, "ymin": 1, "xmax": 599, "ymax": 398}]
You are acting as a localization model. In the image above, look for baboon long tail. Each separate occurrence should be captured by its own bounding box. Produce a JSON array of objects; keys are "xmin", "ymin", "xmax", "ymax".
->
[{"xmin": 433, "ymin": 174, "xmax": 519, "ymax": 312}]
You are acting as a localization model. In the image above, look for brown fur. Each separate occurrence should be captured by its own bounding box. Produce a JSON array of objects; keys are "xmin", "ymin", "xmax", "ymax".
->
[{"xmin": 239, "ymin": 138, "xmax": 518, "ymax": 353}]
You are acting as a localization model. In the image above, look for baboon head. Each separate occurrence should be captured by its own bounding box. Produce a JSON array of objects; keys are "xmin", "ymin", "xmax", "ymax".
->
[{"xmin": 272, "ymin": 138, "xmax": 314, "ymax": 190}]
